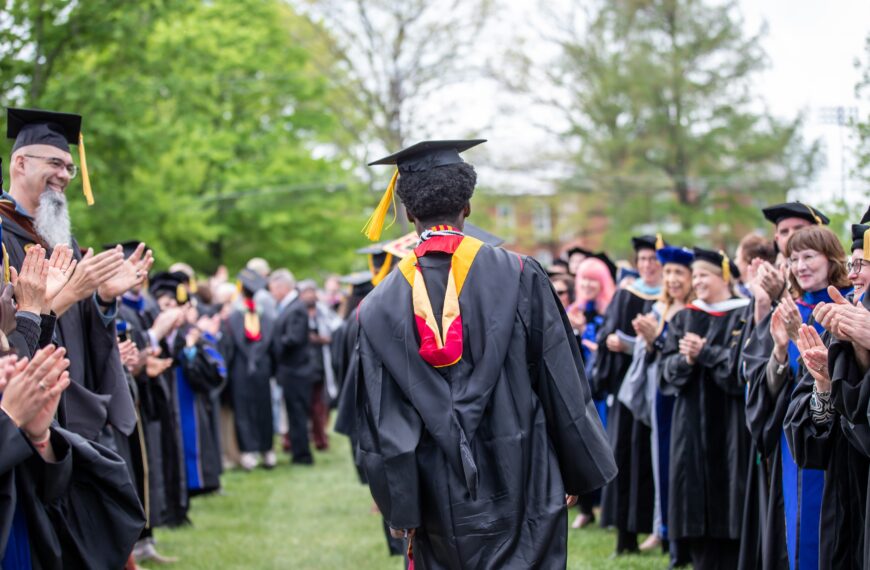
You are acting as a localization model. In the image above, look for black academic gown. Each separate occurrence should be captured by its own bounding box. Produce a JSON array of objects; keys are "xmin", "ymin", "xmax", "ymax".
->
[
  {"xmin": 659, "ymin": 302, "xmax": 749, "ymax": 546},
  {"xmin": 0, "ymin": 213, "xmax": 137, "ymax": 442},
  {"xmin": 784, "ymin": 331, "xmax": 870, "ymax": 570},
  {"xmin": 119, "ymin": 302, "xmax": 188, "ymax": 528},
  {"xmin": 171, "ymin": 325, "xmax": 226, "ymax": 494},
  {"xmin": 593, "ymin": 286, "xmax": 657, "ymax": 535},
  {"xmin": 221, "ymin": 310, "xmax": 275, "ymax": 453},
  {"xmin": 0, "ymin": 412, "xmax": 145, "ymax": 569},
  {"xmin": 737, "ymin": 310, "xmax": 789, "ymax": 570},
  {"xmin": 350, "ymin": 243, "xmax": 616, "ymax": 570}
]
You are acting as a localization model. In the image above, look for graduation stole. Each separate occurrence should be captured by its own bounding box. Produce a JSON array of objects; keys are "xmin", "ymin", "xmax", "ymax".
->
[
  {"xmin": 398, "ymin": 229, "xmax": 484, "ymax": 368},
  {"xmin": 242, "ymin": 298, "xmax": 262, "ymax": 341}
]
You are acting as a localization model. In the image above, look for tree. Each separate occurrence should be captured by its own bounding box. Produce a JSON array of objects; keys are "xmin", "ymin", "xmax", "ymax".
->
[
  {"xmin": 504, "ymin": 0, "xmax": 819, "ymax": 252},
  {"xmin": 291, "ymin": 0, "xmax": 493, "ymax": 234},
  {"xmin": 1, "ymin": 0, "xmax": 364, "ymax": 277}
]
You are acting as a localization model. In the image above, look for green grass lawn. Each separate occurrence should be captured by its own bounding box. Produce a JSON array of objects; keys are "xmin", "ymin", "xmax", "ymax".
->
[{"xmin": 143, "ymin": 435, "xmax": 669, "ymax": 569}]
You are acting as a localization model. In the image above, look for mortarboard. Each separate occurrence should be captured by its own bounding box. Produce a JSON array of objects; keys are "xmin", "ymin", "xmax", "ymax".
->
[
  {"xmin": 656, "ymin": 246, "xmax": 694, "ymax": 268},
  {"xmin": 356, "ymin": 242, "xmax": 394, "ymax": 286},
  {"xmin": 693, "ymin": 247, "xmax": 739, "ymax": 281},
  {"xmin": 592, "ymin": 252, "xmax": 618, "ymax": 280},
  {"xmin": 565, "ymin": 246, "xmax": 594, "ymax": 259},
  {"xmin": 149, "ymin": 271, "xmax": 190, "ymax": 304},
  {"xmin": 546, "ymin": 259, "xmax": 571, "ymax": 277},
  {"xmin": 631, "ymin": 235, "xmax": 660, "ymax": 252},
  {"xmin": 851, "ymin": 224, "xmax": 870, "ymax": 258},
  {"xmin": 861, "ymin": 205, "xmax": 870, "ymax": 225},
  {"xmin": 363, "ymin": 139, "xmax": 486, "ymax": 241},
  {"xmin": 7, "ymin": 107, "xmax": 94, "ymax": 205},
  {"xmin": 237, "ymin": 268, "xmax": 267, "ymax": 295},
  {"xmin": 761, "ymin": 202, "xmax": 829, "ymax": 226}
]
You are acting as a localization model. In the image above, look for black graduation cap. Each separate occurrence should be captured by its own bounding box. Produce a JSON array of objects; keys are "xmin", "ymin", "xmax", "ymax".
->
[
  {"xmin": 861, "ymin": 205, "xmax": 870, "ymax": 225},
  {"xmin": 368, "ymin": 139, "xmax": 486, "ymax": 173},
  {"xmin": 6, "ymin": 107, "xmax": 94, "ymax": 205},
  {"xmin": 564, "ymin": 246, "xmax": 594, "ymax": 259},
  {"xmin": 851, "ymin": 224, "xmax": 869, "ymax": 252},
  {"xmin": 149, "ymin": 271, "xmax": 190, "ymax": 303},
  {"xmin": 102, "ymin": 240, "xmax": 142, "ymax": 259},
  {"xmin": 546, "ymin": 259, "xmax": 571, "ymax": 277},
  {"xmin": 592, "ymin": 252, "xmax": 618, "ymax": 280},
  {"xmin": 237, "ymin": 268, "xmax": 267, "ymax": 295},
  {"xmin": 631, "ymin": 235, "xmax": 659, "ymax": 252},
  {"xmin": 362, "ymin": 139, "xmax": 486, "ymax": 241},
  {"xmin": 340, "ymin": 271, "xmax": 375, "ymax": 297},
  {"xmin": 692, "ymin": 247, "xmax": 739, "ymax": 281},
  {"xmin": 761, "ymin": 202, "xmax": 829, "ymax": 226}
]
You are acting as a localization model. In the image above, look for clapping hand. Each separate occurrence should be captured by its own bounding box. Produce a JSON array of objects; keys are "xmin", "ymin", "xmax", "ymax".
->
[
  {"xmin": 11, "ymin": 245, "xmax": 48, "ymax": 314},
  {"xmin": 0, "ymin": 285, "xmax": 16, "ymax": 336},
  {"xmin": 55, "ymin": 247, "xmax": 124, "ymax": 310},
  {"xmin": 632, "ymin": 313, "xmax": 659, "ymax": 345},
  {"xmin": 795, "ymin": 324, "xmax": 830, "ymax": 392},
  {"xmin": 118, "ymin": 339, "xmax": 141, "ymax": 374},
  {"xmin": 44, "ymin": 245, "xmax": 76, "ymax": 308},
  {"xmin": 96, "ymin": 243, "xmax": 154, "ymax": 301},
  {"xmin": 146, "ymin": 353, "xmax": 174, "ymax": 378},
  {"xmin": 679, "ymin": 333, "xmax": 706, "ymax": 365},
  {"xmin": 0, "ymin": 346, "xmax": 70, "ymax": 441}
]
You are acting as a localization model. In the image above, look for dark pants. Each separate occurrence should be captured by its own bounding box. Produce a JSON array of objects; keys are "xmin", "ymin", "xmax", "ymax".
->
[
  {"xmin": 282, "ymin": 378, "xmax": 313, "ymax": 463},
  {"xmin": 686, "ymin": 537, "xmax": 739, "ymax": 570}
]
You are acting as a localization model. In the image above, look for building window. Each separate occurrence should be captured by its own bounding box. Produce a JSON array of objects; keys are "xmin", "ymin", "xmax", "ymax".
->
[
  {"xmin": 496, "ymin": 203, "xmax": 515, "ymax": 228},
  {"xmin": 532, "ymin": 204, "xmax": 552, "ymax": 238}
]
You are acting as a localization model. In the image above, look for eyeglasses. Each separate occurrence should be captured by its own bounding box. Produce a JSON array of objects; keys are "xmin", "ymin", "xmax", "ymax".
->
[
  {"xmin": 787, "ymin": 252, "xmax": 820, "ymax": 267},
  {"xmin": 847, "ymin": 259, "xmax": 866, "ymax": 274},
  {"xmin": 23, "ymin": 154, "xmax": 77, "ymax": 178},
  {"xmin": 554, "ymin": 289, "xmax": 570, "ymax": 296}
]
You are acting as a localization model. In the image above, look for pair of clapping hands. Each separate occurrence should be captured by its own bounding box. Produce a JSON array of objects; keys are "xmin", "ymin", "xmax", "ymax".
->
[
  {"xmin": 772, "ymin": 286, "xmax": 870, "ymax": 391},
  {"xmin": 2, "ymin": 242, "xmax": 154, "ymax": 319},
  {"xmin": 0, "ymin": 345, "xmax": 70, "ymax": 459}
]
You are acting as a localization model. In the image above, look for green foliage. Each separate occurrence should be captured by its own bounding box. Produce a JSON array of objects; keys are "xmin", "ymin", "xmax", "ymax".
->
[
  {"xmin": 540, "ymin": 0, "xmax": 821, "ymax": 251},
  {"xmin": 0, "ymin": 0, "xmax": 366, "ymax": 277}
]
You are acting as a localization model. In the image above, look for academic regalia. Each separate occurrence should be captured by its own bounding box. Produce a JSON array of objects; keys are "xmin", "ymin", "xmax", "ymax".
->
[
  {"xmin": 222, "ymin": 273, "xmax": 276, "ymax": 454},
  {"xmin": 350, "ymin": 232, "xmax": 616, "ymax": 569},
  {"xmin": 0, "ymin": 413, "xmax": 145, "ymax": 569},
  {"xmin": 593, "ymin": 271, "xmax": 659, "ymax": 545},
  {"xmin": 659, "ymin": 297, "xmax": 751, "ymax": 567},
  {"xmin": 738, "ymin": 312, "xmax": 789, "ymax": 570},
  {"xmin": 1, "ymin": 108, "xmax": 136, "ymax": 443},
  {"xmin": 171, "ymin": 325, "xmax": 226, "ymax": 494},
  {"xmin": 785, "ymin": 295, "xmax": 870, "ymax": 569}
]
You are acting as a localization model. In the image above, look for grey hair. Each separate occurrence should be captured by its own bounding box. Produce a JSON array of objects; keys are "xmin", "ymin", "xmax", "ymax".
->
[
  {"xmin": 269, "ymin": 268, "xmax": 296, "ymax": 289},
  {"xmin": 297, "ymin": 279, "xmax": 318, "ymax": 292}
]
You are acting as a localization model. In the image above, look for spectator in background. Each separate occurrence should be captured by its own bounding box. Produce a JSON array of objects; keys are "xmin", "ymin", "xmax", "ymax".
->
[
  {"xmin": 246, "ymin": 257, "xmax": 276, "ymax": 320},
  {"xmin": 734, "ymin": 234, "xmax": 777, "ymax": 298},
  {"xmin": 298, "ymin": 280, "xmax": 333, "ymax": 451}
]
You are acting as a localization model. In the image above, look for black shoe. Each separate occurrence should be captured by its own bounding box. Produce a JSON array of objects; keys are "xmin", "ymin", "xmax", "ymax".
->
[{"xmin": 291, "ymin": 456, "xmax": 314, "ymax": 465}]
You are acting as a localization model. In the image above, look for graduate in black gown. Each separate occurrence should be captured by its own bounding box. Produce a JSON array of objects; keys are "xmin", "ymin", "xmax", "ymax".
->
[
  {"xmin": 221, "ymin": 269, "xmax": 276, "ymax": 470},
  {"xmin": 660, "ymin": 248, "xmax": 750, "ymax": 569},
  {"xmin": 347, "ymin": 139, "xmax": 616, "ymax": 569},
  {"xmin": 784, "ymin": 221, "xmax": 870, "ymax": 569},
  {"xmin": 593, "ymin": 235, "xmax": 661, "ymax": 555}
]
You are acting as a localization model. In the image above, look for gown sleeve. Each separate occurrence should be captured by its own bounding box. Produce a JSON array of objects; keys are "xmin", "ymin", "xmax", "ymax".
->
[
  {"xmin": 783, "ymin": 365, "xmax": 834, "ymax": 470},
  {"xmin": 660, "ymin": 310, "xmax": 695, "ymax": 391}
]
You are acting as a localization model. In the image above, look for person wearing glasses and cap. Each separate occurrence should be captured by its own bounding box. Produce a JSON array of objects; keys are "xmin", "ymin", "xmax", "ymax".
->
[
  {"xmin": 2, "ymin": 108, "xmax": 153, "ymax": 446},
  {"xmin": 345, "ymin": 139, "xmax": 616, "ymax": 569}
]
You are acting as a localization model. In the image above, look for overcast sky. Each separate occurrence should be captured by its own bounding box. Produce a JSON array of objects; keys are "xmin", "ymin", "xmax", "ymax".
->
[{"xmin": 433, "ymin": 0, "xmax": 870, "ymax": 204}]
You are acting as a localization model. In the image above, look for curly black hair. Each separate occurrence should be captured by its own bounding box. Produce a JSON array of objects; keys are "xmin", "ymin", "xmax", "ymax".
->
[{"xmin": 396, "ymin": 162, "xmax": 476, "ymax": 222}]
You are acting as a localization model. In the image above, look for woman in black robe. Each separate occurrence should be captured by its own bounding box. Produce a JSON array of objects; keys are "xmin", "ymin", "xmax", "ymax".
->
[{"xmin": 660, "ymin": 248, "xmax": 750, "ymax": 569}]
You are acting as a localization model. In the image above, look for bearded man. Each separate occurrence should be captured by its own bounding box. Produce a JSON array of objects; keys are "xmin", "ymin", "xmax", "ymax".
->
[{"xmin": 2, "ymin": 107, "xmax": 151, "ymax": 447}]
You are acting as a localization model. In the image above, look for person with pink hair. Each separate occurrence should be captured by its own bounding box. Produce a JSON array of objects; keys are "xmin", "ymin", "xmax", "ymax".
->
[{"xmin": 566, "ymin": 256, "xmax": 617, "ymax": 529}]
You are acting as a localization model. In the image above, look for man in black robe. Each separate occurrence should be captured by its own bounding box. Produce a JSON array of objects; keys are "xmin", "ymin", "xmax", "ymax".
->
[
  {"xmin": 593, "ymin": 235, "xmax": 661, "ymax": 555},
  {"xmin": 2, "ymin": 108, "xmax": 151, "ymax": 448},
  {"xmin": 347, "ymin": 139, "xmax": 616, "ymax": 569}
]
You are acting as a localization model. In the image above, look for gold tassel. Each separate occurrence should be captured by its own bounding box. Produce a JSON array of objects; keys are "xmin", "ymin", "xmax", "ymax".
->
[
  {"xmin": 805, "ymin": 204, "xmax": 822, "ymax": 225},
  {"xmin": 1, "ymin": 243, "xmax": 8, "ymax": 285},
  {"xmin": 361, "ymin": 169, "xmax": 399, "ymax": 241},
  {"xmin": 369, "ymin": 253, "xmax": 394, "ymax": 286},
  {"xmin": 655, "ymin": 233, "xmax": 665, "ymax": 250},
  {"xmin": 719, "ymin": 250, "xmax": 731, "ymax": 282},
  {"xmin": 78, "ymin": 133, "xmax": 94, "ymax": 206},
  {"xmin": 864, "ymin": 228, "xmax": 870, "ymax": 262},
  {"xmin": 188, "ymin": 277, "xmax": 198, "ymax": 294},
  {"xmin": 176, "ymin": 283, "xmax": 188, "ymax": 304}
]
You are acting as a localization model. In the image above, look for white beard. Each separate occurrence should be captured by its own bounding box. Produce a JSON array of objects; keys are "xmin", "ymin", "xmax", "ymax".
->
[{"xmin": 33, "ymin": 191, "xmax": 72, "ymax": 248}]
